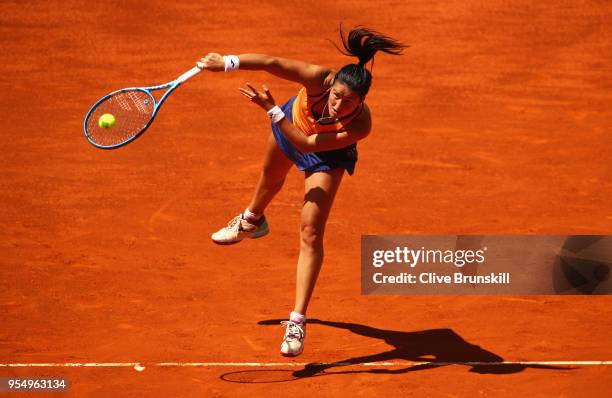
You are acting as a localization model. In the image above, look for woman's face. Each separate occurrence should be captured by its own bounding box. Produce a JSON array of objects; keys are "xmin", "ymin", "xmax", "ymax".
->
[{"xmin": 327, "ymin": 81, "xmax": 363, "ymax": 119}]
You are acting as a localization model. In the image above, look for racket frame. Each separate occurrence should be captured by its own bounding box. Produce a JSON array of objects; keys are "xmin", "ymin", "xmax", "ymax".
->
[{"xmin": 83, "ymin": 66, "xmax": 201, "ymax": 149}]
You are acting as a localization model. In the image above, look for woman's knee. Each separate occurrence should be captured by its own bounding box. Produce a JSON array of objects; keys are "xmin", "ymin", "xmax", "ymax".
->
[{"xmin": 300, "ymin": 222, "xmax": 325, "ymax": 250}]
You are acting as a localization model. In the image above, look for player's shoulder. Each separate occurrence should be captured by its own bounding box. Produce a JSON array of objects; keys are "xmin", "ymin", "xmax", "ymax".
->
[{"xmin": 304, "ymin": 68, "xmax": 336, "ymax": 94}]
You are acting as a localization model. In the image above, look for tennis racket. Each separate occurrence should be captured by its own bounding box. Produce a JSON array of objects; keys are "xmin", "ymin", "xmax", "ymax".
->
[{"xmin": 83, "ymin": 65, "xmax": 202, "ymax": 149}]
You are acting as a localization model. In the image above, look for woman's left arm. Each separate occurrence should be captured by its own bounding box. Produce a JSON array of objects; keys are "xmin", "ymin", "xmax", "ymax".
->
[
  {"xmin": 275, "ymin": 117, "xmax": 370, "ymax": 152},
  {"xmin": 239, "ymin": 83, "xmax": 371, "ymax": 152}
]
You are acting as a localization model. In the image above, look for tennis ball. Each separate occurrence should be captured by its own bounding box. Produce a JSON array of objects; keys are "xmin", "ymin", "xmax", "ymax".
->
[{"xmin": 98, "ymin": 113, "xmax": 116, "ymax": 129}]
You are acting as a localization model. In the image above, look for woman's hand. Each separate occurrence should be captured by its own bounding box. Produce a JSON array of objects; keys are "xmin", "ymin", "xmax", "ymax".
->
[
  {"xmin": 239, "ymin": 83, "xmax": 276, "ymax": 111},
  {"xmin": 197, "ymin": 52, "xmax": 225, "ymax": 72}
]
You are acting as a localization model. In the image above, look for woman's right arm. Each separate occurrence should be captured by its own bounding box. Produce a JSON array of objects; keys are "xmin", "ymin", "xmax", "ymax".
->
[{"xmin": 198, "ymin": 53, "xmax": 334, "ymax": 93}]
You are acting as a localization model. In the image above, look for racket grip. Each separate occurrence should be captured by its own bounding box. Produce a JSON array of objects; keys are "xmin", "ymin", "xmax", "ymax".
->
[{"xmin": 177, "ymin": 66, "xmax": 202, "ymax": 83}]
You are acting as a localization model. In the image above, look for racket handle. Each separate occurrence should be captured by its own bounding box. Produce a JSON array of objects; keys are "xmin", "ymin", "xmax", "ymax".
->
[{"xmin": 177, "ymin": 66, "xmax": 202, "ymax": 83}]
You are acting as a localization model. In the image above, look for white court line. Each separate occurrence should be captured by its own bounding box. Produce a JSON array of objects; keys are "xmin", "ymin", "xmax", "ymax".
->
[{"xmin": 0, "ymin": 361, "xmax": 611, "ymax": 369}]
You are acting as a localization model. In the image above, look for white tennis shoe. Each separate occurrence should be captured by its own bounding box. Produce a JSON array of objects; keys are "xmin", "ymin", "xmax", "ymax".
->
[
  {"xmin": 211, "ymin": 213, "xmax": 269, "ymax": 245},
  {"xmin": 280, "ymin": 321, "xmax": 306, "ymax": 356}
]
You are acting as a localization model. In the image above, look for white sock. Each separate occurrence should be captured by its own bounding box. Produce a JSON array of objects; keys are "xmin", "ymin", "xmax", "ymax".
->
[
  {"xmin": 290, "ymin": 311, "xmax": 306, "ymax": 324},
  {"xmin": 243, "ymin": 208, "xmax": 262, "ymax": 222}
]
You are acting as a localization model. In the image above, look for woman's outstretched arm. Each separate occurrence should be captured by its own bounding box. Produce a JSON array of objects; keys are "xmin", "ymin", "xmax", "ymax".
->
[{"xmin": 199, "ymin": 52, "xmax": 334, "ymax": 93}]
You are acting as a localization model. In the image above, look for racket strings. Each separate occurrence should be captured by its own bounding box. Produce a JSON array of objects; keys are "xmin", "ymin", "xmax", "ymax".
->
[{"xmin": 86, "ymin": 90, "xmax": 155, "ymax": 147}]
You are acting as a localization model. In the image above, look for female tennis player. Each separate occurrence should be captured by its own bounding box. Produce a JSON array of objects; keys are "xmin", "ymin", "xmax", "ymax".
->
[{"xmin": 198, "ymin": 26, "xmax": 405, "ymax": 356}]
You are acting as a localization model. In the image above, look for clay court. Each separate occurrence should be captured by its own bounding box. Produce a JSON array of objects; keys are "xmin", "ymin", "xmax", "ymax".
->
[{"xmin": 1, "ymin": 0, "xmax": 611, "ymax": 396}]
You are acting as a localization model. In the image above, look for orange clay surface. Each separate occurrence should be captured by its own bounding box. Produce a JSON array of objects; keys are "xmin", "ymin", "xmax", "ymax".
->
[{"xmin": 1, "ymin": 1, "xmax": 611, "ymax": 396}]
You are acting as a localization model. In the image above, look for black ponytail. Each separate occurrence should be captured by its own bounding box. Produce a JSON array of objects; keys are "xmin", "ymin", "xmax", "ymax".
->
[{"xmin": 334, "ymin": 24, "xmax": 407, "ymax": 97}]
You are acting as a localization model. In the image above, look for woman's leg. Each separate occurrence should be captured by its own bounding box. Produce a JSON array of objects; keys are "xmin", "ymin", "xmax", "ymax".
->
[
  {"xmin": 281, "ymin": 168, "xmax": 345, "ymax": 356},
  {"xmin": 294, "ymin": 168, "xmax": 345, "ymax": 315},
  {"xmin": 211, "ymin": 133, "xmax": 293, "ymax": 244},
  {"xmin": 247, "ymin": 133, "xmax": 293, "ymax": 215}
]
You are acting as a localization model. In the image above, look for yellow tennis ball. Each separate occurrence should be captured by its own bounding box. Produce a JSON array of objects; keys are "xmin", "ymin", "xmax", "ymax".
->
[{"xmin": 98, "ymin": 113, "xmax": 116, "ymax": 129}]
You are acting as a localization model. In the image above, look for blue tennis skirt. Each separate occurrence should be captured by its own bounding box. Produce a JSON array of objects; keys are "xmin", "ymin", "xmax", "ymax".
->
[{"xmin": 271, "ymin": 96, "xmax": 357, "ymax": 176}]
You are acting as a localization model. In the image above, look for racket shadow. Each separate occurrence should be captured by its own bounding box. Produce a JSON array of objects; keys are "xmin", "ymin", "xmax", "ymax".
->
[{"xmin": 246, "ymin": 319, "xmax": 572, "ymax": 380}]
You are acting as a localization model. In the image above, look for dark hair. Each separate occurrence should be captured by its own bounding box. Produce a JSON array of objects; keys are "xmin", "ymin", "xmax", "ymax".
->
[{"xmin": 333, "ymin": 25, "xmax": 407, "ymax": 97}]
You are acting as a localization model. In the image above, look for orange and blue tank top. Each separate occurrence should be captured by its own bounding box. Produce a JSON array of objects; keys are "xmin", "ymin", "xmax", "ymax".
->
[{"xmin": 291, "ymin": 87, "xmax": 363, "ymax": 136}]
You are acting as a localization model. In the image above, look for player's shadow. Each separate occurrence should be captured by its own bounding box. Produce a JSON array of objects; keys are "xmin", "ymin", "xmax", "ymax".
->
[{"xmin": 257, "ymin": 319, "xmax": 569, "ymax": 378}]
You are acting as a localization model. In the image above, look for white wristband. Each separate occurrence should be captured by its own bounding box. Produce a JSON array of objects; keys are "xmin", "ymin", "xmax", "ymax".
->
[
  {"xmin": 267, "ymin": 105, "xmax": 285, "ymax": 124},
  {"xmin": 223, "ymin": 55, "xmax": 240, "ymax": 72}
]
